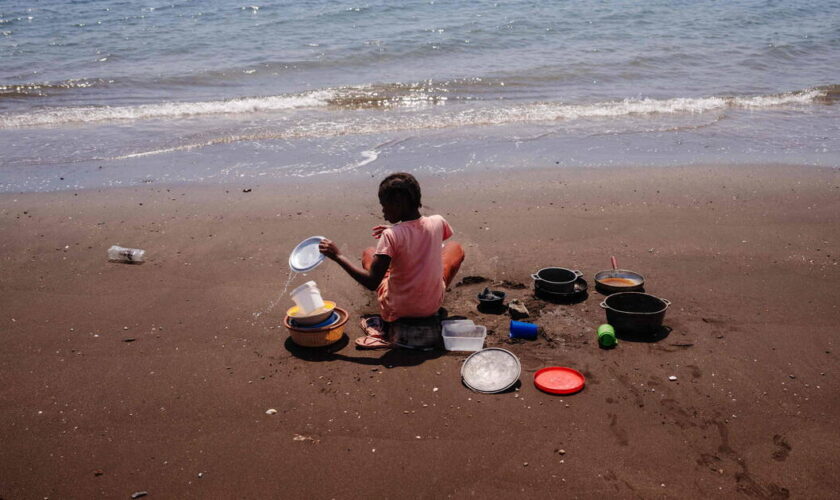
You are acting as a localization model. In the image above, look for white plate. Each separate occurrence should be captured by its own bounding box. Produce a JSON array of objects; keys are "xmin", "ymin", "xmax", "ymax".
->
[
  {"xmin": 289, "ymin": 236, "xmax": 326, "ymax": 272},
  {"xmin": 461, "ymin": 348, "xmax": 521, "ymax": 393}
]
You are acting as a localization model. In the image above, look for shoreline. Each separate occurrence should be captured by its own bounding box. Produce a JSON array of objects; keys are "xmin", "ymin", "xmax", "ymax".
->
[
  {"xmin": 2, "ymin": 159, "xmax": 838, "ymax": 195},
  {"xmin": 1, "ymin": 163, "xmax": 839, "ymax": 497}
]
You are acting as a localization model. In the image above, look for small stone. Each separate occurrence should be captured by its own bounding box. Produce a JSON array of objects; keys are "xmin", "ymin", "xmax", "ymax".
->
[
  {"xmin": 789, "ymin": 374, "xmax": 796, "ymax": 379},
  {"xmin": 433, "ymin": 387, "xmax": 439, "ymax": 392},
  {"xmin": 668, "ymin": 376, "xmax": 677, "ymax": 381},
  {"xmin": 123, "ymin": 326, "xmax": 129, "ymax": 330},
  {"xmin": 198, "ymin": 472, "xmax": 203, "ymax": 478},
  {"xmin": 123, "ymin": 338, "xmax": 136, "ymax": 343},
  {"xmin": 523, "ymin": 462, "xmax": 529, "ymax": 467},
  {"xmin": 557, "ymin": 449, "xmax": 566, "ymax": 455},
  {"xmin": 508, "ymin": 299, "xmax": 529, "ymax": 319},
  {"xmin": 131, "ymin": 492, "xmax": 148, "ymax": 499},
  {"xmin": 265, "ymin": 409, "xmax": 277, "ymax": 415},
  {"xmin": 93, "ymin": 469, "xmax": 104, "ymax": 476}
]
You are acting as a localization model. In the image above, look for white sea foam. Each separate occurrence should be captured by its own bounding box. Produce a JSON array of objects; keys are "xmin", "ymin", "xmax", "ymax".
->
[
  {"xmin": 0, "ymin": 90, "xmax": 335, "ymax": 128},
  {"xmin": 89, "ymin": 87, "xmax": 829, "ymax": 162},
  {"xmin": 0, "ymin": 87, "xmax": 826, "ymax": 135},
  {"xmin": 356, "ymin": 149, "xmax": 379, "ymax": 167}
]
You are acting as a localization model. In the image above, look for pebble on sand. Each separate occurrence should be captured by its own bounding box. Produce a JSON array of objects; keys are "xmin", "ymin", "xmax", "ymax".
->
[
  {"xmin": 265, "ymin": 408, "xmax": 278, "ymax": 415},
  {"xmin": 668, "ymin": 376, "xmax": 678, "ymax": 381},
  {"xmin": 508, "ymin": 299, "xmax": 529, "ymax": 319}
]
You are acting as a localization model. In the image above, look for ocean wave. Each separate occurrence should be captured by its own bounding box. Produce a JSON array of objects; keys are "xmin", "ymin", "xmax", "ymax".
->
[
  {"xmin": 0, "ymin": 85, "xmax": 831, "ymax": 129},
  {"xmin": 0, "ymin": 90, "xmax": 336, "ymax": 127},
  {"xmin": 96, "ymin": 86, "xmax": 833, "ymax": 161},
  {"xmin": 0, "ymin": 78, "xmax": 114, "ymax": 99},
  {"xmin": 814, "ymin": 84, "xmax": 840, "ymax": 104}
]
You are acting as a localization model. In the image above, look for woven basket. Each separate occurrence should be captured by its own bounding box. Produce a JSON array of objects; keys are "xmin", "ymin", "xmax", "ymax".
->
[{"xmin": 284, "ymin": 307, "xmax": 348, "ymax": 347}]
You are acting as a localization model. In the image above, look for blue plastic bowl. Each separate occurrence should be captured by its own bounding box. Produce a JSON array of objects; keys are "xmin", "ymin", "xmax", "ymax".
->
[{"xmin": 291, "ymin": 312, "xmax": 340, "ymax": 330}]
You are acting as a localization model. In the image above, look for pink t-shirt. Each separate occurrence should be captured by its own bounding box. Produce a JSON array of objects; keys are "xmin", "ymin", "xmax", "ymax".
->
[{"xmin": 374, "ymin": 215, "xmax": 454, "ymax": 322}]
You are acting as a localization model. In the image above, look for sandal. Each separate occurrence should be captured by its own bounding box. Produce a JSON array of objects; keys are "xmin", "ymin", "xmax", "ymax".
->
[
  {"xmin": 356, "ymin": 315, "xmax": 391, "ymax": 349},
  {"xmin": 359, "ymin": 316, "xmax": 387, "ymax": 337},
  {"xmin": 354, "ymin": 334, "xmax": 391, "ymax": 350}
]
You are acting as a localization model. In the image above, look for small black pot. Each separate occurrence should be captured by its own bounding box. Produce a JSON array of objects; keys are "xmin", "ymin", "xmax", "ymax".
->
[
  {"xmin": 531, "ymin": 267, "xmax": 583, "ymax": 294},
  {"xmin": 600, "ymin": 292, "xmax": 671, "ymax": 336},
  {"xmin": 477, "ymin": 289, "xmax": 506, "ymax": 311}
]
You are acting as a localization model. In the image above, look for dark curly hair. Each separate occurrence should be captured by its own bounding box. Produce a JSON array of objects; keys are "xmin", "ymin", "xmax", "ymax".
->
[{"xmin": 378, "ymin": 172, "xmax": 422, "ymax": 209}]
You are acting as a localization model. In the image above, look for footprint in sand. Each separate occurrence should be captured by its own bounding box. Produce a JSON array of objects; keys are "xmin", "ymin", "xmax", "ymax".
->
[
  {"xmin": 608, "ymin": 413, "xmax": 629, "ymax": 446},
  {"xmin": 772, "ymin": 434, "xmax": 791, "ymax": 461}
]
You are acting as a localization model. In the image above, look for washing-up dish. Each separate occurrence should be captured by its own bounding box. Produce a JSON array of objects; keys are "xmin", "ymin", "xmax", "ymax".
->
[{"xmin": 289, "ymin": 236, "xmax": 327, "ymax": 272}]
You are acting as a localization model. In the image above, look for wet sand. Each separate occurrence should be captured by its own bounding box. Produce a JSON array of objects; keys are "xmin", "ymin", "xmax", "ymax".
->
[{"xmin": 1, "ymin": 164, "xmax": 839, "ymax": 498}]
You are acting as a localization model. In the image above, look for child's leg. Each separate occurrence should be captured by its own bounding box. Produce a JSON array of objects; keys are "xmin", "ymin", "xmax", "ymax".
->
[
  {"xmin": 442, "ymin": 241, "xmax": 465, "ymax": 287},
  {"xmin": 361, "ymin": 247, "xmax": 376, "ymax": 271}
]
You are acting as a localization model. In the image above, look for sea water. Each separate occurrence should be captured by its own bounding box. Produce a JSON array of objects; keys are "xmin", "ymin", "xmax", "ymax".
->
[{"xmin": 1, "ymin": 0, "xmax": 839, "ymax": 191}]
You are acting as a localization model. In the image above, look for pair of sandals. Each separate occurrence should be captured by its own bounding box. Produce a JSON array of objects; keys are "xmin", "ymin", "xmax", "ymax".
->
[{"xmin": 355, "ymin": 315, "xmax": 391, "ymax": 349}]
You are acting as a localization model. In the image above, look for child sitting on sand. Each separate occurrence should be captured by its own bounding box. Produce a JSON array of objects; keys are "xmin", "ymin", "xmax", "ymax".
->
[{"xmin": 318, "ymin": 172, "xmax": 464, "ymax": 349}]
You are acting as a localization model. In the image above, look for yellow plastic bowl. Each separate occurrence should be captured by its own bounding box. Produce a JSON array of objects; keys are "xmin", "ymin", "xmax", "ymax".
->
[
  {"xmin": 284, "ymin": 307, "xmax": 348, "ymax": 347},
  {"xmin": 286, "ymin": 300, "xmax": 336, "ymax": 326}
]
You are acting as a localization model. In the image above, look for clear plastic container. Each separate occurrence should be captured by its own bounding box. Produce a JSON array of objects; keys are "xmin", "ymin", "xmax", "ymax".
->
[
  {"xmin": 441, "ymin": 319, "xmax": 474, "ymax": 335},
  {"xmin": 107, "ymin": 245, "xmax": 145, "ymax": 264},
  {"xmin": 442, "ymin": 324, "xmax": 487, "ymax": 352}
]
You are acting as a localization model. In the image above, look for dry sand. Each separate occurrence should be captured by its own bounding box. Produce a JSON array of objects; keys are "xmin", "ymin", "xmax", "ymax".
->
[{"xmin": 1, "ymin": 165, "xmax": 839, "ymax": 498}]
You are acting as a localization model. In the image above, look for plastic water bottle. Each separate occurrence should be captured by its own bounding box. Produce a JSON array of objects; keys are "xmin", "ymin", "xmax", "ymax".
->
[{"xmin": 108, "ymin": 245, "xmax": 146, "ymax": 264}]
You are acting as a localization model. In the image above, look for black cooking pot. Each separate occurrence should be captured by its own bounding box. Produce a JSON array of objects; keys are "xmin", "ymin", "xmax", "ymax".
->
[
  {"xmin": 600, "ymin": 292, "xmax": 671, "ymax": 336},
  {"xmin": 531, "ymin": 267, "xmax": 583, "ymax": 294},
  {"xmin": 477, "ymin": 289, "xmax": 506, "ymax": 312}
]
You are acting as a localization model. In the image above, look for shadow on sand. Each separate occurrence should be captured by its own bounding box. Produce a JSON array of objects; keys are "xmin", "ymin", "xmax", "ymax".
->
[
  {"xmin": 615, "ymin": 325, "xmax": 673, "ymax": 343},
  {"xmin": 283, "ymin": 335, "xmax": 446, "ymax": 368}
]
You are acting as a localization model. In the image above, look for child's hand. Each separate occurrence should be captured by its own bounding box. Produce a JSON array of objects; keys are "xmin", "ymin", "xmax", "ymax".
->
[
  {"xmin": 371, "ymin": 225, "xmax": 389, "ymax": 239},
  {"xmin": 318, "ymin": 238, "xmax": 340, "ymax": 260}
]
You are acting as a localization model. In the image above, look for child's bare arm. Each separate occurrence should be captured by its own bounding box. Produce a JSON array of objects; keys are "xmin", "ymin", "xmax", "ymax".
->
[{"xmin": 319, "ymin": 239, "xmax": 390, "ymax": 291}]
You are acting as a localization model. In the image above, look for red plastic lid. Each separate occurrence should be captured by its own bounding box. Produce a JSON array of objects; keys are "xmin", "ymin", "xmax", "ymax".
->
[{"xmin": 534, "ymin": 367, "xmax": 585, "ymax": 395}]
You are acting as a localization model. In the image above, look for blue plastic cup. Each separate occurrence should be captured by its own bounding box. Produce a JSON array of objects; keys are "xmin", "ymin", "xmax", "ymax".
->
[{"xmin": 509, "ymin": 320, "xmax": 538, "ymax": 340}]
